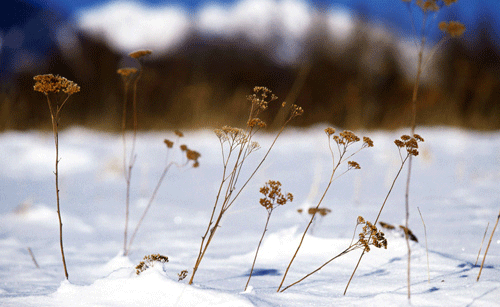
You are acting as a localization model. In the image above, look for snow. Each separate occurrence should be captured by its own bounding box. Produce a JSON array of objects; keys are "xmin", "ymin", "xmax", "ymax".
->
[{"xmin": 0, "ymin": 126, "xmax": 499, "ymax": 306}]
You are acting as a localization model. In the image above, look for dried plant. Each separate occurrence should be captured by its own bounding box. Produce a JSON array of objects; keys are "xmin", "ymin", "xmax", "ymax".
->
[
  {"xmin": 188, "ymin": 87, "xmax": 302, "ymax": 285},
  {"xmin": 400, "ymin": 0, "xmax": 464, "ymax": 298},
  {"xmin": 277, "ymin": 129, "xmax": 373, "ymax": 292},
  {"xmin": 477, "ymin": 209, "xmax": 500, "ymax": 281},
  {"xmin": 297, "ymin": 207, "xmax": 332, "ymax": 234},
  {"xmin": 126, "ymin": 132, "xmax": 200, "ymax": 254},
  {"xmin": 245, "ymin": 180, "xmax": 293, "ymax": 291},
  {"xmin": 135, "ymin": 254, "xmax": 169, "ymax": 275},
  {"xmin": 118, "ymin": 50, "xmax": 152, "ymax": 256},
  {"xmin": 33, "ymin": 74, "xmax": 80, "ymax": 280},
  {"xmin": 344, "ymin": 134, "xmax": 424, "ymax": 295},
  {"xmin": 280, "ymin": 216, "xmax": 387, "ymax": 292},
  {"xmin": 178, "ymin": 270, "xmax": 188, "ymax": 281}
]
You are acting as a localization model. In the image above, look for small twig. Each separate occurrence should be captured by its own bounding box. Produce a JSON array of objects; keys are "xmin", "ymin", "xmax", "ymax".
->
[
  {"xmin": 475, "ymin": 222, "xmax": 490, "ymax": 266},
  {"xmin": 27, "ymin": 247, "xmax": 40, "ymax": 269},
  {"xmin": 417, "ymin": 207, "xmax": 430, "ymax": 283},
  {"xmin": 477, "ymin": 209, "xmax": 500, "ymax": 281}
]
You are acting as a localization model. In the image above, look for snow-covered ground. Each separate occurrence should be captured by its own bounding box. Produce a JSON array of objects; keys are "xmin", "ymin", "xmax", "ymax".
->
[{"xmin": 0, "ymin": 126, "xmax": 499, "ymax": 306}]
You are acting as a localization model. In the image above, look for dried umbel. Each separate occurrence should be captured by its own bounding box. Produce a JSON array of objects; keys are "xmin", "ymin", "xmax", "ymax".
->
[
  {"xmin": 259, "ymin": 180, "xmax": 293, "ymax": 211},
  {"xmin": 117, "ymin": 67, "xmax": 138, "ymax": 77},
  {"xmin": 33, "ymin": 74, "xmax": 80, "ymax": 96},
  {"xmin": 394, "ymin": 134, "xmax": 424, "ymax": 157},
  {"xmin": 439, "ymin": 21, "xmax": 466, "ymax": 37},
  {"xmin": 356, "ymin": 218, "xmax": 388, "ymax": 252},
  {"xmin": 129, "ymin": 49, "xmax": 152, "ymax": 59},
  {"xmin": 178, "ymin": 270, "xmax": 188, "ymax": 281},
  {"xmin": 135, "ymin": 254, "xmax": 169, "ymax": 275}
]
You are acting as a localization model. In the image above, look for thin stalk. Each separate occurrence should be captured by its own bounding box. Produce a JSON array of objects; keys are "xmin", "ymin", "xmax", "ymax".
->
[
  {"xmin": 417, "ymin": 207, "xmax": 430, "ymax": 283},
  {"xmin": 47, "ymin": 95, "xmax": 69, "ymax": 280},
  {"xmin": 245, "ymin": 211, "xmax": 272, "ymax": 291},
  {"xmin": 477, "ymin": 209, "xmax": 500, "ymax": 281},
  {"xmin": 127, "ymin": 162, "xmax": 175, "ymax": 253},
  {"xmin": 475, "ymin": 222, "xmax": 490, "ymax": 266}
]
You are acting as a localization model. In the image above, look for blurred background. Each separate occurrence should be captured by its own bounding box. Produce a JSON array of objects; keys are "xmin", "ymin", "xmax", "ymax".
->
[{"xmin": 1, "ymin": 0, "xmax": 499, "ymax": 131}]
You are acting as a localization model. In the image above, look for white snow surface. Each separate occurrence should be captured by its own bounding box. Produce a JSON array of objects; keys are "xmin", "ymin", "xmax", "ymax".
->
[{"xmin": 0, "ymin": 126, "xmax": 499, "ymax": 306}]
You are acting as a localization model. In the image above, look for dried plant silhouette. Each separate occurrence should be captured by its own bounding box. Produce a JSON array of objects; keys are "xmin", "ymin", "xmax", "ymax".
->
[
  {"xmin": 277, "ymin": 128, "xmax": 373, "ymax": 292},
  {"xmin": 245, "ymin": 180, "xmax": 293, "ymax": 291},
  {"xmin": 189, "ymin": 87, "xmax": 303, "ymax": 285},
  {"xmin": 33, "ymin": 74, "xmax": 80, "ymax": 280},
  {"xmin": 117, "ymin": 49, "xmax": 152, "ymax": 256},
  {"xmin": 400, "ymin": 0, "xmax": 464, "ymax": 298}
]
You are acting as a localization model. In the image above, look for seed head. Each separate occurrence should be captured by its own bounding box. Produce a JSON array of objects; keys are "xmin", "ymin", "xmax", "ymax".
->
[
  {"xmin": 33, "ymin": 74, "xmax": 80, "ymax": 95},
  {"xmin": 129, "ymin": 49, "xmax": 152, "ymax": 59},
  {"xmin": 117, "ymin": 67, "xmax": 138, "ymax": 77},
  {"xmin": 439, "ymin": 21, "xmax": 465, "ymax": 37},
  {"xmin": 164, "ymin": 139, "xmax": 174, "ymax": 148}
]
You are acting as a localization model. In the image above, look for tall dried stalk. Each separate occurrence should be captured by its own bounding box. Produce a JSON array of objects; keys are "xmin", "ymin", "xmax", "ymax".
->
[
  {"xmin": 118, "ymin": 50, "xmax": 151, "ymax": 256},
  {"xmin": 277, "ymin": 129, "xmax": 373, "ymax": 292},
  {"xmin": 34, "ymin": 74, "xmax": 80, "ymax": 280},
  {"xmin": 189, "ymin": 87, "xmax": 302, "ymax": 285},
  {"xmin": 400, "ymin": 0, "xmax": 465, "ymax": 298}
]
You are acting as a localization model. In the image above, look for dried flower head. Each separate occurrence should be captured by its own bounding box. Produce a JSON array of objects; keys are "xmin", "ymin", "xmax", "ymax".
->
[
  {"xmin": 33, "ymin": 74, "xmax": 80, "ymax": 95},
  {"xmin": 117, "ymin": 67, "xmax": 138, "ymax": 77},
  {"xmin": 180, "ymin": 144, "xmax": 188, "ymax": 151},
  {"xmin": 178, "ymin": 270, "xmax": 188, "ymax": 281},
  {"xmin": 174, "ymin": 130, "xmax": 184, "ymax": 137},
  {"xmin": 356, "ymin": 217, "xmax": 387, "ymax": 251},
  {"xmin": 379, "ymin": 221, "xmax": 396, "ymax": 230},
  {"xmin": 348, "ymin": 161, "xmax": 361, "ymax": 170},
  {"xmin": 259, "ymin": 180, "xmax": 293, "ymax": 211},
  {"xmin": 129, "ymin": 49, "xmax": 152, "ymax": 59},
  {"xmin": 417, "ymin": 0, "xmax": 439, "ymax": 12},
  {"xmin": 247, "ymin": 118, "xmax": 267, "ymax": 128},
  {"xmin": 135, "ymin": 254, "xmax": 169, "ymax": 275},
  {"xmin": 439, "ymin": 21, "xmax": 466, "ymax": 37},
  {"xmin": 399, "ymin": 225, "xmax": 419, "ymax": 242},
  {"xmin": 307, "ymin": 207, "xmax": 331, "ymax": 216},
  {"xmin": 325, "ymin": 127, "xmax": 336, "ymax": 136},
  {"xmin": 164, "ymin": 139, "xmax": 174, "ymax": 148},
  {"xmin": 363, "ymin": 136, "xmax": 374, "ymax": 148}
]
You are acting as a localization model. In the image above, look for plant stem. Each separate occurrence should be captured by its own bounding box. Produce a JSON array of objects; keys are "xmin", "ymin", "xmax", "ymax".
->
[
  {"xmin": 47, "ymin": 95, "xmax": 69, "ymax": 280},
  {"xmin": 245, "ymin": 211, "xmax": 272, "ymax": 291},
  {"xmin": 477, "ymin": 209, "xmax": 500, "ymax": 281},
  {"xmin": 127, "ymin": 162, "xmax": 174, "ymax": 253}
]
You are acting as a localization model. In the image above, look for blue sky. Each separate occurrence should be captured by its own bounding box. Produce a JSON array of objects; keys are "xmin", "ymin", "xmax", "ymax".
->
[{"xmin": 31, "ymin": 0, "xmax": 498, "ymax": 42}]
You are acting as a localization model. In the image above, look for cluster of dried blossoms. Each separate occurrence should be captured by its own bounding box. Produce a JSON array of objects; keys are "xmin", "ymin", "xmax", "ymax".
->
[
  {"xmin": 356, "ymin": 216, "xmax": 388, "ymax": 252},
  {"xmin": 402, "ymin": 0, "xmax": 465, "ymax": 37},
  {"xmin": 33, "ymin": 74, "xmax": 80, "ymax": 96},
  {"xmin": 394, "ymin": 134, "xmax": 424, "ymax": 158},
  {"xmin": 298, "ymin": 207, "xmax": 332, "ymax": 216},
  {"xmin": 259, "ymin": 180, "xmax": 293, "ymax": 211},
  {"xmin": 163, "ymin": 130, "xmax": 200, "ymax": 168},
  {"xmin": 135, "ymin": 254, "xmax": 169, "ymax": 275}
]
